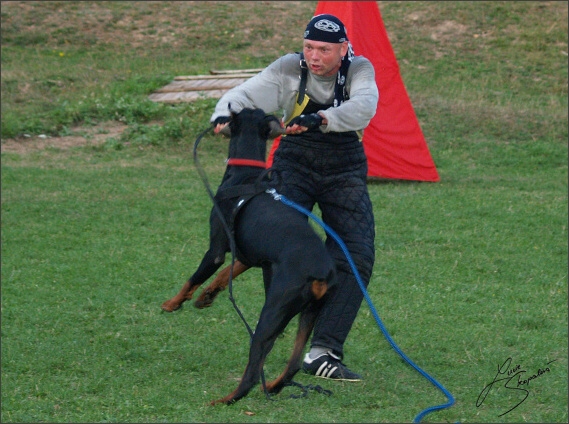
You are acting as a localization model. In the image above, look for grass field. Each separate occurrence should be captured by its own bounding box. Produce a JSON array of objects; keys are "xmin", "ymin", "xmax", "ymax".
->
[{"xmin": 1, "ymin": 1, "xmax": 568, "ymax": 422}]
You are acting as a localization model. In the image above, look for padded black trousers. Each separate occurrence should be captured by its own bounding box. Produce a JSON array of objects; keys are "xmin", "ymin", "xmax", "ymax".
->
[{"xmin": 271, "ymin": 132, "xmax": 375, "ymax": 358}]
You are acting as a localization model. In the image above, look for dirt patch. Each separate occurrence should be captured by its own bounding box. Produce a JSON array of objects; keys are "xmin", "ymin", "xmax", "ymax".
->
[
  {"xmin": 1, "ymin": 122, "xmax": 127, "ymax": 154},
  {"xmin": 429, "ymin": 20, "xmax": 469, "ymax": 42}
]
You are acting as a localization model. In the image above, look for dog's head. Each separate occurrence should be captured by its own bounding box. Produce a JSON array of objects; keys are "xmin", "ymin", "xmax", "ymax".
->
[
  {"xmin": 225, "ymin": 108, "xmax": 283, "ymax": 162},
  {"xmin": 220, "ymin": 108, "xmax": 284, "ymax": 141}
]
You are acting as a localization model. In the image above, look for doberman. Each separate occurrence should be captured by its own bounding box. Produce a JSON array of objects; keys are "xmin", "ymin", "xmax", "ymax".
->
[{"xmin": 161, "ymin": 108, "xmax": 336, "ymax": 405}]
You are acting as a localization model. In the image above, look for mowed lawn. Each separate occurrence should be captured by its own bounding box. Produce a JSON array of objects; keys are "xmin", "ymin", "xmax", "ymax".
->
[{"xmin": 1, "ymin": 1, "xmax": 567, "ymax": 422}]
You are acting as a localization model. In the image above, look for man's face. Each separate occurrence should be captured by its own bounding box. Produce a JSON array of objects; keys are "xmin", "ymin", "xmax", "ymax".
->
[{"xmin": 303, "ymin": 40, "xmax": 348, "ymax": 77}]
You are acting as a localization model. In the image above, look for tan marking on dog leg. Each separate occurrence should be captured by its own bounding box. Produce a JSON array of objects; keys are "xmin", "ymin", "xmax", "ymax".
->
[
  {"xmin": 265, "ymin": 305, "xmax": 318, "ymax": 394},
  {"xmin": 310, "ymin": 280, "xmax": 328, "ymax": 300},
  {"xmin": 161, "ymin": 280, "xmax": 199, "ymax": 312},
  {"xmin": 195, "ymin": 261, "xmax": 250, "ymax": 308}
]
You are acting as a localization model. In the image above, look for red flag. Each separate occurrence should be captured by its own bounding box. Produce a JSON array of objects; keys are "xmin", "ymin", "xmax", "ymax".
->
[{"xmin": 268, "ymin": 1, "xmax": 439, "ymax": 182}]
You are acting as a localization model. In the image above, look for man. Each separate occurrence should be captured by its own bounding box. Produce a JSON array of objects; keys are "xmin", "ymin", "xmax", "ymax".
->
[{"xmin": 211, "ymin": 14, "xmax": 378, "ymax": 381}]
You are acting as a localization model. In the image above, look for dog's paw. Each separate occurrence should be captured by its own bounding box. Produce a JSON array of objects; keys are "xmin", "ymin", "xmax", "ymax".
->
[
  {"xmin": 161, "ymin": 299, "xmax": 182, "ymax": 312},
  {"xmin": 264, "ymin": 380, "xmax": 285, "ymax": 394},
  {"xmin": 210, "ymin": 397, "xmax": 236, "ymax": 406},
  {"xmin": 194, "ymin": 290, "xmax": 219, "ymax": 309}
]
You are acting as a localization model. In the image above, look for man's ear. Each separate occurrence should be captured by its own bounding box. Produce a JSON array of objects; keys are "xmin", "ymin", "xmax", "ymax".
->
[{"xmin": 340, "ymin": 41, "xmax": 349, "ymax": 57}]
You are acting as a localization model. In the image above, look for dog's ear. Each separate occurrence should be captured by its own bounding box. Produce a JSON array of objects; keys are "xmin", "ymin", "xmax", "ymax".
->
[{"xmin": 265, "ymin": 116, "xmax": 284, "ymax": 140}]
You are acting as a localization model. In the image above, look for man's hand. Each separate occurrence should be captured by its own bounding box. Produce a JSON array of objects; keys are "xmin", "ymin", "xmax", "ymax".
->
[
  {"xmin": 213, "ymin": 116, "xmax": 231, "ymax": 135},
  {"xmin": 285, "ymin": 113, "xmax": 324, "ymax": 134}
]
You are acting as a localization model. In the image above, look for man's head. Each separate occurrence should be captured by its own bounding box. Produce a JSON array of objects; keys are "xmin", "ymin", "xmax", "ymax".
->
[{"xmin": 303, "ymin": 14, "xmax": 349, "ymax": 77}]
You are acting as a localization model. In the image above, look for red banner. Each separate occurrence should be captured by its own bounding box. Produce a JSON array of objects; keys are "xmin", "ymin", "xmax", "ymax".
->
[{"xmin": 268, "ymin": 1, "xmax": 439, "ymax": 182}]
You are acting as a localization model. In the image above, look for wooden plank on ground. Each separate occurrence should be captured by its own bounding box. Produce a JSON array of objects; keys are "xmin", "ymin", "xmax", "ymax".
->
[
  {"xmin": 209, "ymin": 68, "xmax": 264, "ymax": 75},
  {"xmin": 155, "ymin": 78, "xmax": 249, "ymax": 93},
  {"xmin": 174, "ymin": 73, "xmax": 257, "ymax": 80},
  {"xmin": 148, "ymin": 90, "xmax": 228, "ymax": 103},
  {"xmin": 150, "ymin": 69, "xmax": 263, "ymax": 103}
]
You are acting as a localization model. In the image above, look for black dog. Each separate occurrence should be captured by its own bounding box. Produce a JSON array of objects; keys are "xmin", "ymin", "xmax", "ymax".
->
[{"xmin": 162, "ymin": 108, "xmax": 336, "ymax": 405}]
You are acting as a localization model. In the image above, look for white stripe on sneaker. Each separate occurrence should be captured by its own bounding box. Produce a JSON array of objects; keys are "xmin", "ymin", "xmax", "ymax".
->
[
  {"xmin": 315, "ymin": 361, "xmax": 339, "ymax": 378},
  {"xmin": 316, "ymin": 361, "xmax": 329, "ymax": 376},
  {"xmin": 324, "ymin": 366, "xmax": 338, "ymax": 378}
]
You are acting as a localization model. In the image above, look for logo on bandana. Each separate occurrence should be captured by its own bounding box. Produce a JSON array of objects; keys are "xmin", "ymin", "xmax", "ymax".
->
[{"xmin": 314, "ymin": 19, "xmax": 341, "ymax": 33}]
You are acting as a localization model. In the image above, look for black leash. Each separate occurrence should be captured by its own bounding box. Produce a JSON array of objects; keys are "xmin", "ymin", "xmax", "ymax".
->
[
  {"xmin": 193, "ymin": 127, "xmax": 254, "ymax": 336},
  {"xmin": 284, "ymin": 381, "xmax": 332, "ymax": 399},
  {"xmin": 192, "ymin": 126, "xmax": 272, "ymax": 400}
]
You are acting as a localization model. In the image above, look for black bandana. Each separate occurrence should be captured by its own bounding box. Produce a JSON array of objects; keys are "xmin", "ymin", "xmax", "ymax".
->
[{"xmin": 304, "ymin": 14, "xmax": 348, "ymax": 44}]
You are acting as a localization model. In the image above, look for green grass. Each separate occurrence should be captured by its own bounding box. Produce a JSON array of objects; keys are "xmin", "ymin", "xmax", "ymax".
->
[{"xmin": 2, "ymin": 1, "xmax": 568, "ymax": 423}]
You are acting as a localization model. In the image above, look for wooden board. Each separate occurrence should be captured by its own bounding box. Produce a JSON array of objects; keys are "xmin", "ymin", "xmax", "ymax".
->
[
  {"xmin": 209, "ymin": 68, "xmax": 264, "ymax": 75},
  {"xmin": 149, "ymin": 69, "xmax": 263, "ymax": 103},
  {"xmin": 155, "ymin": 78, "xmax": 250, "ymax": 93},
  {"xmin": 173, "ymin": 73, "xmax": 258, "ymax": 80},
  {"xmin": 148, "ymin": 90, "xmax": 229, "ymax": 104}
]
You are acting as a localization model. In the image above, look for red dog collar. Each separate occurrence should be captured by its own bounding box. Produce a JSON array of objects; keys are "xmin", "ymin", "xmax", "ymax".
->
[{"xmin": 226, "ymin": 158, "xmax": 267, "ymax": 168}]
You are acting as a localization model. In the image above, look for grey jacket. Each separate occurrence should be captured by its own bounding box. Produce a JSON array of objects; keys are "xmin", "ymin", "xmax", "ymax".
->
[{"xmin": 211, "ymin": 53, "xmax": 378, "ymax": 134}]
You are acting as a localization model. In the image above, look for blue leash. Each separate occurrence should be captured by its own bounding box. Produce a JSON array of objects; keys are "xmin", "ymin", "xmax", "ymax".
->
[{"xmin": 269, "ymin": 189, "xmax": 455, "ymax": 423}]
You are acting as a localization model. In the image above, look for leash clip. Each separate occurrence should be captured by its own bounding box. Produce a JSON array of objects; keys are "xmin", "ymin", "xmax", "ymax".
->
[{"xmin": 265, "ymin": 188, "xmax": 282, "ymax": 201}]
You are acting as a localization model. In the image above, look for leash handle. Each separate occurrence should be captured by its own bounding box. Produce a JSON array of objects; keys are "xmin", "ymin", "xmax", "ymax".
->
[{"xmin": 271, "ymin": 190, "xmax": 455, "ymax": 423}]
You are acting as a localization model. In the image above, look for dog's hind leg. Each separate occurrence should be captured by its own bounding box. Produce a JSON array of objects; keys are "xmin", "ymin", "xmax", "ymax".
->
[
  {"xmin": 194, "ymin": 260, "xmax": 250, "ymax": 309},
  {"xmin": 211, "ymin": 290, "xmax": 300, "ymax": 405},
  {"xmin": 264, "ymin": 291, "xmax": 323, "ymax": 394},
  {"xmin": 210, "ymin": 357, "xmax": 266, "ymax": 405}
]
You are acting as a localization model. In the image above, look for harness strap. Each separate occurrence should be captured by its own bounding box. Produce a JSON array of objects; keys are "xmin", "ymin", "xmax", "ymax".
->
[
  {"xmin": 286, "ymin": 94, "xmax": 310, "ymax": 127},
  {"xmin": 215, "ymin": 166, "xmax": 270, "ymax": 200},
  {"xmin": 216, "ymin": 183, "xmax": 266, "ymax": 201},
  {"xmin": 297, "ymin": 54, "xmax": 309, "ymax": 106},
  {"xmin": 219, "ymin": 186, "xmax": 270, "ymax": 268}
]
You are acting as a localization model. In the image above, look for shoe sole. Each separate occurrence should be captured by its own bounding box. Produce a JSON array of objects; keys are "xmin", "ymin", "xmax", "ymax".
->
[{"xmin": 303, "ymin": 370, "xmax": 362, "ymax": 382}]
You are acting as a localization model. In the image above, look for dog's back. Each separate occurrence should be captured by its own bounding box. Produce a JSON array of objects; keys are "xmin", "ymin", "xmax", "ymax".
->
[{"xmin": 235, "ymin": 192, "xmax": 334, "ymax": 284}]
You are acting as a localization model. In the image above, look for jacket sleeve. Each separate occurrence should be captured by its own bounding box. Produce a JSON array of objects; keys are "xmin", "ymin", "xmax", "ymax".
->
[
  {"xmin": 210, "ymin": 55, "xmax": 299, "ymax": 123},
  {"xmin": 318, "ymin": 57, "xmax": 379, "ymax": 133}
]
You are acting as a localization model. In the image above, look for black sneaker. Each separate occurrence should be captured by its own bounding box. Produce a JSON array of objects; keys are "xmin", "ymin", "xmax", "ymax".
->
[{"xmin": 302, "ymin": 351, "xmax": 362, "ymax": 381}]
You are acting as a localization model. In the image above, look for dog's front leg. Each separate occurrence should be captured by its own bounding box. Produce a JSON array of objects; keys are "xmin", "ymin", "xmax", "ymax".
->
[
  {"xmin": 161, "ymin": 280, "xmax": 202, "ymax": 312},
  {"xmin": 161, "ymin": 244, "xmax": 227, "ymax": 312},
  {"xmin": 194, "ymin": 260, "xmax": 250, "ymax": 309}
]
